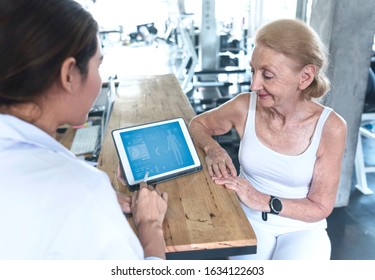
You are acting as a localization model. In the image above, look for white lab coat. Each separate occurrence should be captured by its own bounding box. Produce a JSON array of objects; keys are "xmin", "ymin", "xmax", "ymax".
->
[{"xmin": 0, "ymin": 114, "xmax": 145, "ymax": 259}]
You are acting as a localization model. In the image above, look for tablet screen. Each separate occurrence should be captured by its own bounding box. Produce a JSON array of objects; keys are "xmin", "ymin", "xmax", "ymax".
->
[{"xmin": 112, "ymin": 118, "xmax": 202, "ymax": 190}]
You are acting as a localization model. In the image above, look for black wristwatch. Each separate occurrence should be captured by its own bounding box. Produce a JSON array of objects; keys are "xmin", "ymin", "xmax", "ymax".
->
[{"xmin": 269, "ymin": 196, "xmax": 282, "ymax": 215}]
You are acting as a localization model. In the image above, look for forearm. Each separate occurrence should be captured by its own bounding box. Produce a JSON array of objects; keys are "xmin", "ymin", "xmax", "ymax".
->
[
  {"xmin": 250, "ymin": 190, "xmax": 333, "ymax": 222},
  {"xmin": 246, "ymin": 194, "xmax": 332, "ymax": 223},
  {"xmin": 278, "ymin": 170, "xmax": 340, "ymax": 222},
  {"xmin": 190, "ymin": 117, "xmax": 238, "ymax": 178},
  {"xmin": 216, "ymin": 177, "xmax": 334, "ymax": 223},
  {"xmin": 277, "ymin": 197, "xmax": 333, "ymax": 223},
  {"xmin": 137, "ymin": 222, "xmax": 166, "ymax": 259},
  {"xmin": 189, "ymin": 119, "xmax": 221, "ymax": 153}
]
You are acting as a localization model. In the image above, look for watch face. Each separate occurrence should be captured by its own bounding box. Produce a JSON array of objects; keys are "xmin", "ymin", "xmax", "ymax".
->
[{"xmin": 271, "ymin": 197, "xmax": 282, "ymax": 212}]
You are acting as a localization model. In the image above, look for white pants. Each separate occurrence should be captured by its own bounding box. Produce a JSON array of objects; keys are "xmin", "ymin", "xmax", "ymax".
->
[{"xmin": 230, "ymin": 218, "xmax": 331, "ymax": 260}]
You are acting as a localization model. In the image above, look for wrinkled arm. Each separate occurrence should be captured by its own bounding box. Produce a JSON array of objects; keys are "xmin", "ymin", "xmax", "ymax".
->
[{"xmin": 189, "ymin": 94, "xmax": 249, "ymax": 178}]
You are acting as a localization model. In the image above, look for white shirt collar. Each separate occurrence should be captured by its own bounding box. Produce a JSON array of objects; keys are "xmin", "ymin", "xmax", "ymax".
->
[{"xmin": 0, "ymin": 114, "xmax": 75, "ymax": 158}]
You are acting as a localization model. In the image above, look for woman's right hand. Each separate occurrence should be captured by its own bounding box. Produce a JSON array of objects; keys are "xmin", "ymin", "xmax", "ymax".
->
[
  {"xmin": 205, "ymin": 146, "xmax": 237, "ymax": 179},
  {"xmin": 131, "ymin": 182, "xmax": 168, "ymax": 259},
  {"xmin": 131, "ymin": 182, "xmax": 168, "ymax": 227}
]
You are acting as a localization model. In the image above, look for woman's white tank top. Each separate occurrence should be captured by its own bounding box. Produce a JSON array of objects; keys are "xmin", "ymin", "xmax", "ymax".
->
[
  {"xmin": 238, "ymin": 92, "xmax": 332, "ymax": 229},
  {"xmin": 239, "ymin": 92, "xmax": 332, "ymax": 199}
]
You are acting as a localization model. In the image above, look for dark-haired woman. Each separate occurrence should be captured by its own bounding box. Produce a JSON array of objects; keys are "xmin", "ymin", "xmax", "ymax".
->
[{"xmin": 0, "ymin": 0, "xmax": 167, "ymax": 259}]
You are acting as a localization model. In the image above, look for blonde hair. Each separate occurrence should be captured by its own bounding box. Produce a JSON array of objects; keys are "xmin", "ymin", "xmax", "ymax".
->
[{"xmin": 255, "ymin": 19, "xmax": 330, "ymax": 99}]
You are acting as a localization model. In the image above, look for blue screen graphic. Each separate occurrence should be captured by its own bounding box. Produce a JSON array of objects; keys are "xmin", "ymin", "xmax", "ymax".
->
[{"xmin": 120, "ymin": 121, "xmax": 194, "ymax": 181}]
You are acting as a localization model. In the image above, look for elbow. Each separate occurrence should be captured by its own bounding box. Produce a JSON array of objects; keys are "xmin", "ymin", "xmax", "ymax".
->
[
  {"xmin": 298, "ymin": 196, "xmax": 335, "ymax": 223},
  {"xmin": 307, "ymin": 204, "xmax": 334, "ymax": 223},
  {"xmin": 188, "ymin": 117, "xmax": 201, "ymax": 132},
  {"xmin": 189, "ymin": 117, "xmax": 213, "ymax": 136},
  {"xmin": 321, "ymin": 205, "xmax": 334, "ymax": 220}
]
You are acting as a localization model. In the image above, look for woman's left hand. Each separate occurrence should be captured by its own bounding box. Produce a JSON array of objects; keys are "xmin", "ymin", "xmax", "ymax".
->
[{"xmin": 116, "ymin": 191, "xmax": 132, "ymax": 213}]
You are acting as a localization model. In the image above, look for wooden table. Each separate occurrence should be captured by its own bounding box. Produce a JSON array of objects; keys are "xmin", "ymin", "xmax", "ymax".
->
[{"xmin": 97, "ymin": 74, "xmax": 257, "ymax": 259}]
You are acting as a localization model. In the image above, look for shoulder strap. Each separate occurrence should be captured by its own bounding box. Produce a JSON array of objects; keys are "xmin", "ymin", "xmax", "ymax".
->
[{"xmin": 310, "ymin": 106, "xmax": 333, "ymax": 149}]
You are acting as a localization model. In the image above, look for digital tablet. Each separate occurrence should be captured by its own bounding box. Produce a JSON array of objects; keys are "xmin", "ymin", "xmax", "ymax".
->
[{"xmin": 112, "ymin": 118, "xmax": 202, "ymax": 191}]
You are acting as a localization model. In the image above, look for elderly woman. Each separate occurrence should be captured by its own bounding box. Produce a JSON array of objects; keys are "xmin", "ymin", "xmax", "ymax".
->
[{"xmin": 189, "ymin": 19, "xmax": 347, "ymax": 260}]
